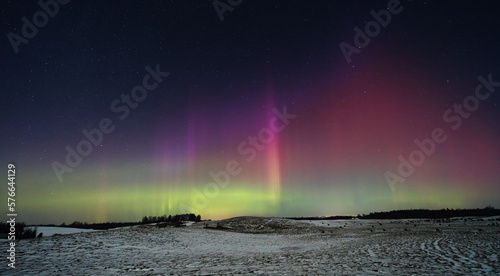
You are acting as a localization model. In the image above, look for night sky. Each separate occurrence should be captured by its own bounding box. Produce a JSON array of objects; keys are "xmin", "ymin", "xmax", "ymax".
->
[{"xmin": 1, "ymin": 0, "xmax": 500, "ymax": 224}]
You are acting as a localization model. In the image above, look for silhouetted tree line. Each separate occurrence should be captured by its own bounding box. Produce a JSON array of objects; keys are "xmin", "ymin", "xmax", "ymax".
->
[
  {"xmin": 61, "ymin": 221, "xmax": 141, "ymax": 230},
  {"xmin": 0, "ymin": 222, "xmax": 38, "ymax": 239},
  {"xmin": 141, "ymin": 214, "xmax": 201, "ymax": 223},
  {"xmin": 56, "ymin": 213, "xmax": 201, "ymax": 230},
  {"xmin": 141, "ymin": 213, "xmax": 201, "ymax": 224},
  {"xmin": 285, "ymin": 206, "xmax": 499, "ymax": 221},
  {"xmin": 287, "ymin": 215, "xmax": 355, "ymax": 221},
  {"xmin": 358, "ymin": 206, "xmax": 499, "ymax": 220}
]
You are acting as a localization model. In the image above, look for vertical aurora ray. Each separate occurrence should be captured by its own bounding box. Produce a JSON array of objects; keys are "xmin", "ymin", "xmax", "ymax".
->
[
  {"xmin": 266, "ymin": 141, "xmax": 281, "ymax": 205},
  {"xmin": 264, "ymin": 86, "xmax": 282, "ymax": 206},
  {"xmin": 152, "ymin": 126, "xmax": 185, "ymax": 214},
  {"xmin": 96, "ymin": 169, "xmax": 108, "ymax": 223}
]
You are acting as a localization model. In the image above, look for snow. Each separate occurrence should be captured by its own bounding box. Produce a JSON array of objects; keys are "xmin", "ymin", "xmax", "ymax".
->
[{"xmin": 1, "ymin": 216, "xmax": 499, "ymax": 274}]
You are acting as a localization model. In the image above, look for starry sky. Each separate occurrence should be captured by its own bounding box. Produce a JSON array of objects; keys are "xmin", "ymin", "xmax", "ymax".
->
[{"xmin": 1, "ymin": 1, "xmax": 500, "ymax": 224}]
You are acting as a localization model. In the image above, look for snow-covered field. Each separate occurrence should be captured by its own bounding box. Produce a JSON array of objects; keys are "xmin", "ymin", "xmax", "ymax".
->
[{"xmin": 2, "ymin": 217, "xmax": 499, "ymax": 275}]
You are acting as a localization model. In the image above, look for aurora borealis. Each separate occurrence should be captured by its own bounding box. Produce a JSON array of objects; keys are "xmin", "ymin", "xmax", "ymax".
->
[{"xmin": 1, "ymin": 1, "xmax": 500, "ymax": 225}]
